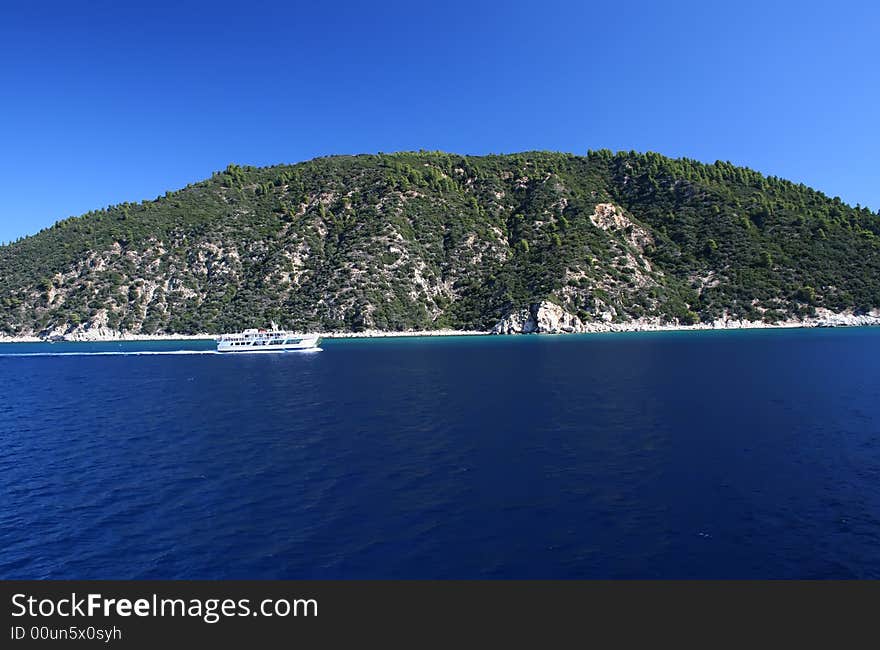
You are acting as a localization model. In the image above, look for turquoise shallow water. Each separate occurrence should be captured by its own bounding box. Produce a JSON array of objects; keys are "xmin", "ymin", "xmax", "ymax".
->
[{"xmin": 1, "ymin": 327, "xmax": 879, "ymax": 578}]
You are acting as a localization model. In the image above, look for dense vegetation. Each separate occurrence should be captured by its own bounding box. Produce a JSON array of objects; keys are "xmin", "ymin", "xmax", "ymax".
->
[{"xmin": 1, "ymin": 150, "xmax": 878, "ymax": 335}]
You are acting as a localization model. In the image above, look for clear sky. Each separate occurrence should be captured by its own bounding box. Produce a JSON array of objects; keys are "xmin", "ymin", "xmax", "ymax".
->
[{"xmin": 1, "ymin": 0, "xmax": 877, "ymax": 243}]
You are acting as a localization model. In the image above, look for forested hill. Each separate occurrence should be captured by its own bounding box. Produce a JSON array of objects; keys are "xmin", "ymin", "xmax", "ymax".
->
[{"xmin": 2, "ymin": 150, "xmax": 879, "ymax": 336}]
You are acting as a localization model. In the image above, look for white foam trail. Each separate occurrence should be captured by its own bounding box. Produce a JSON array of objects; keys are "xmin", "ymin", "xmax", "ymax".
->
[
  {"xmin": 0, "ymin": 348, "xmax": 323, "ymax": 358},
  {"xmin": 0, "ymin": 350, "xmax": 219, "ymax": 357}
]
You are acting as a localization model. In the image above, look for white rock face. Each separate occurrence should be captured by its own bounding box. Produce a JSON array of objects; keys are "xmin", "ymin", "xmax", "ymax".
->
[
  {"xmin": 812, "ymin": 308, "xmax": 880, "ymax": 328},
  {"xmin": 589, "ymin": 203, "xmax": 654, "ymax": 252},
  {"xmin": 492, "ymin": 303, "xmax": 880, "ymax": 335},
  {"xmin": 39, "ymin": 321, "xmax": 125, "ymax": 342},
  {"xmin": 493, "ymin": 301, "xmax": 586, "ymax": 334},
  {"xmin": 492, "ymin": 306, "xmax": 533, "ymax": 335},
  {"xmin": 532, "ymin": 301, "xmax": 585, "ymax": 333}
]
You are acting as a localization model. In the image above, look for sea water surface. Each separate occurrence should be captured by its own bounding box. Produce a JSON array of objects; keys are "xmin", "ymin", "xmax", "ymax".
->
[{"xmin": 1, "ymin": 328, "xmax": 879, "ymax": 578}]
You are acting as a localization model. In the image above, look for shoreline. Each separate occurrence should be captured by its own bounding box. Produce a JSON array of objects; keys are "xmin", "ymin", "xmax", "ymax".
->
[
  {"xmin": 1, "ymin": 316, "xmax": 878, "ymax": 344},
  {"xmin": 0, "ymin": 329, "xmax": 491, "ymax": 343}
]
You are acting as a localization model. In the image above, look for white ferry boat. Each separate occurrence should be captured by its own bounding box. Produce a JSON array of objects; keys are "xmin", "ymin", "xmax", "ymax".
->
[{"xmin": 217, "ymin": 325, "xmax": 321, "ymax": 353}]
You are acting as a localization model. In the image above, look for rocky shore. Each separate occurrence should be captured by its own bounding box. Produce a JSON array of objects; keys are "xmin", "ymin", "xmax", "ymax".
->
[
  {"xmin": 0, "ymin": 328, "xmax": 489, "ymax": 343},
  {"xmin": 491, "ymin": 301, "xmax": 880, "ymax": 334},
  {"xmin": 321, "ymin": 329, "xmax": 488, "ymax": 339},
  {"xmin": 0, "ymin": 331, "xmax": 217, "ymax": 343},
  {"xmin": 1, "ymin": 305, "xmax": 878, "ymax": 344}
]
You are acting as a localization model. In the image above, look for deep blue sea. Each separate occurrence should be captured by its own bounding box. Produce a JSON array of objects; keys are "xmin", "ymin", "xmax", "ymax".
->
[{"xmin": 1, "ymin": 328, "xmax": 879, "ymax": 578}]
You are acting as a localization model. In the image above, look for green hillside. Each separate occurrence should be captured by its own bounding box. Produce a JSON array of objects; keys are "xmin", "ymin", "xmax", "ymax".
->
[{"xmin": 1, "ymin": 150, "xmax": 879, "ymax": 336}]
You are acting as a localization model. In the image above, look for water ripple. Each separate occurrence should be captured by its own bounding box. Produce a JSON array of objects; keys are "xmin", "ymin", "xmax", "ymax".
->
[{"xmin": 1, "ymin": 330, "xmax": 880, "ymax": 578}]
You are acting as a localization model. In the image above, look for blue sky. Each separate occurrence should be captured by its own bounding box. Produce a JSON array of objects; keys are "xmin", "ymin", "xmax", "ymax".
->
[{"xmin": 1, "ymin": 0, "xmax": 877, "ymax": 243}]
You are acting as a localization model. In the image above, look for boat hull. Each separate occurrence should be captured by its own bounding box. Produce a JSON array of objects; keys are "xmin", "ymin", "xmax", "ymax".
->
[{"xmin": 217, "ymin": 336, "xmax": 321, "ymax": 353}]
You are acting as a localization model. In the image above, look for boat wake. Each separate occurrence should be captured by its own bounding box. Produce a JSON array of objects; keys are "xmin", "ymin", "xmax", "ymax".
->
[
  {"xmin": 0, "ymin": 348, "xmax": 323, "ymax": 358},
  {"xmin": 0, "ymin": 350, "xmax": 220, "ymax": 357}
]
